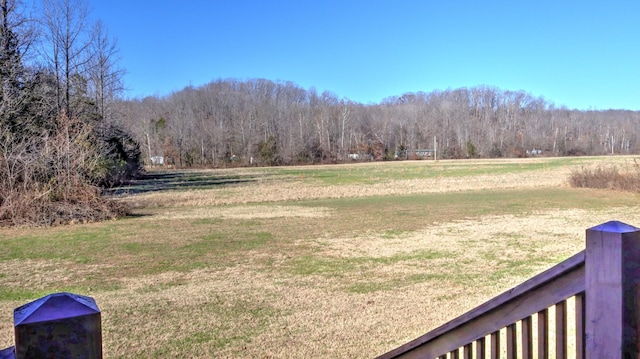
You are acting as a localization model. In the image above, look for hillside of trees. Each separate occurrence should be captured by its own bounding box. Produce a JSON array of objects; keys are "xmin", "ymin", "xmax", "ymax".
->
[
  {"xmin": 0, "ymin": 0, "xmax": 141, "ymax": 226},
  {"xmin": 117, "ymin": 79, "xmax": 640, "ymax": 167},
  {"xmin": 3, "ymin": 1, "xmax": 638, "ymax": 225}
]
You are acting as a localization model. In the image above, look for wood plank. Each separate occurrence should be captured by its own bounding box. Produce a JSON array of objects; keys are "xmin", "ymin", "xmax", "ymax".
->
[
  {"xmin": 450, "ymin": 349, "xmax": 459, "ymax": 359},
  {"xmin": 506, "ymin": 324, "xmax": 516, "ymax": 359},
  {"xmin": 490, "ymin": 331, "xmax": 500, "ymax": 359},
  {"xmin": 585, "ymin": 223, "xmax": 640, "ymax": 359},
  {"xmin": 376, "ymin": 253, "xmax": 585, "ymax": 359},
  {"xmin": 555, "ymin": 300, "xmax": 567, "ymax": 359},
  {"xmin": 575, "ymin": 293, "xmax": 585, "ymax": 359},
  {"xmin": 521, "ymin": 316, "xmax": 532, "ymax": 359},
  {"xmin": 463, "ymin": 343, "xmax": 472, "ymax": 359},
  {"xmin": 537, "ymin": 309, "xmax": 548, "ymax": 359},
  {"xmin": 475, "ymin": 337, "xmax": 485, "ymax": 359}
]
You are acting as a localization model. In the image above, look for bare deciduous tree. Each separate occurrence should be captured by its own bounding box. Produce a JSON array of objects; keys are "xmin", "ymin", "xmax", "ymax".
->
[
  {"xmin": 87, "ymin": 20, "xmax": 124, "ymax": 122},
  {"xmin": 41, "ymin": 0, "xmax": 92, "ymax": 116},
  {"xmin": 0, "ymin": 0, "xmax": 140, "ymax": 226}
]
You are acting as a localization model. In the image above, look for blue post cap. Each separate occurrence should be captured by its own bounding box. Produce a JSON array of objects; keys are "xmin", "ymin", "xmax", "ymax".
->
[
  {"xmin": 588, "ymin": 220, "xmax": 640, "ymax": 234},
  {"xmin": 14, "ymin": 292, "xmax": 100, "ymax": 326},
  {"xmin": 0, "ymin": 347, "xmax": 15, "ymax": 359}
]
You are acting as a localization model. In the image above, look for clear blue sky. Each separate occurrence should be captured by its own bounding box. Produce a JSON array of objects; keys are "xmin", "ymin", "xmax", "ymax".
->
[{"xmin": 91, "ymin": 0, "xmax": 640, "ymax": 110}]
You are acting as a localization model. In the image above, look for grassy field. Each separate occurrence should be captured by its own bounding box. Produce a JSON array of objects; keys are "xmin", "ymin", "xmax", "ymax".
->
[{"xmin": 2, "ymin": 156, "xmax": 640, "ymax": 358}]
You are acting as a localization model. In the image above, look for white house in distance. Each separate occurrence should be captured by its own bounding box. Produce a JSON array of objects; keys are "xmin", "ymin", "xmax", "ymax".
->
[{"xmin": 150, "ymin": 156, "xmax": 164, "ymax": 166}]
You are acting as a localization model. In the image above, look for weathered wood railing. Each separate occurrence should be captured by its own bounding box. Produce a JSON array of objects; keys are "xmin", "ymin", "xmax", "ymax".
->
[{"xmin": 376, "ymin": 220, "xmax": 640, "ymax": 359}]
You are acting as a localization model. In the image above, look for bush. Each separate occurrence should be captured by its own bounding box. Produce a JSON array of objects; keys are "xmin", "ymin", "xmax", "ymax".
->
[
  {"xmin": 0, "ymin": 114, "xmax": 132, "ymax": 226},
  {"xmin": 96, "ymin": 124, "xmax": 143, "ymax": 187},
  {"xmin": 569, "ymin": 161, "xmax": 640, "ymax": 192},
  {"xmin": 257, "ymin": 136, "xmax": 281, "ymax": 166}
]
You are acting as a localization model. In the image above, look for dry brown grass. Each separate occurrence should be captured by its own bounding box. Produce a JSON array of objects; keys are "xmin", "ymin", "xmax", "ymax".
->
[
  {"xmin": 96, "ymin": 208, "xmax": 640, "ymax": 357},
  {"xmin": 569, "ymin": 160, "xmax": 640, "ymax": 192},
  {"xmin": 122, "ymin": 156, "xmax": 640, "ymax": 209},
  {"xmin": 1, "ymin": 157, "xmax": 640, "ymax": 358},
  {"xmin": 124, "ymin": 165, "xmax": 567, "ymax": 209}
]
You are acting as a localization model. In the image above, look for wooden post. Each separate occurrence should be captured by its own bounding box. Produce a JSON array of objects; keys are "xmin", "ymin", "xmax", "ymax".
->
[
  {"xmin": 585, "ymin": 220, "xmax": 640, "ymax": 359},
  {"xmin": 0, "ymin": 347, "xmax": 15, "ymax": 359},
  {"xmin": 13, "ymin": 292, "xmax": 102, "ymax": 359},
  {"xmin": 433, "ymin": 136, "xmax": 437, "ymax": 161}
]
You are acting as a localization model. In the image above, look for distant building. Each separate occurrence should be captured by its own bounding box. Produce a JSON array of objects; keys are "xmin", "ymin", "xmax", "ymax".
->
[
  {"xmin": 396, "ymin": 148, "xmax": 435, "ymax": 159},
  {"xmin": 348, "ymin": 153, "xmax": 374, "ymax": 161},
  {"xmin": 150, "ymin": 156, "xmax": 164, "ymax": 166},
  {"xmin": 412, "ymin": 149, "xmax": 434, "ymax": 158}
]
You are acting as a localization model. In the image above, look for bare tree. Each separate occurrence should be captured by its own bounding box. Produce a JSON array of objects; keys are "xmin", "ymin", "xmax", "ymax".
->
[
  {"xmin": 0, "ymin": 0, "xmax": 36, "ymax": 129},
  {"xmin": 114, "ymin": 78, "xmax": 640, "ymax": 167},
  {"xmin": 87, "ymin": 20, "xmax": 124, "ymax": 122},
  {"xmin": 41, "ymin": 0, "xmax": 92, "ymax": 116}
]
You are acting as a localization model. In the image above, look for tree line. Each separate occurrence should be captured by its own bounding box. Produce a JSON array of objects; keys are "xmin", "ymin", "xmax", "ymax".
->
[
  {"xmin": 116, "ymin": 79, "xmax": 640, "ymax": 167},
  {"xmin": 0, "ymin": 0, "xmax": 140, "ymax": 226},
  {"xmin": 4, "ymin": 0, "xmax": 638, "ymax": 224}
]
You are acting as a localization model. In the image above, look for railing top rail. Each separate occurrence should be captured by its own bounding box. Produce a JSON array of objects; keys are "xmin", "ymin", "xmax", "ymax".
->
[{"xmin": 377, "ymin": 250, "xmax": 585, "ymax": 359}]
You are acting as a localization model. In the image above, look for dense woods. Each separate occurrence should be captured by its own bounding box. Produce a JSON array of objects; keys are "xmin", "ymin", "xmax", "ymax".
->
[
  {"xmin": 117, "ymin": 79, "xmax": 640, "ymax": 167},
  {"xmin": 0, "ymin": 0, "xmax": 140, "ymax": 226}
]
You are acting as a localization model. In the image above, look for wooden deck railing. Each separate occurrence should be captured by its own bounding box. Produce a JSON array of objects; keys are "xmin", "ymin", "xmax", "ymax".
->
[{"xmin": 376, "ymin": 220, "xmax": 640, "ymax": 359}]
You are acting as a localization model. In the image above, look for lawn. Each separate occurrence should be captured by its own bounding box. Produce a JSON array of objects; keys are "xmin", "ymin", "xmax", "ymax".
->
[{"xmin": 1, "ymin": 156, "xmax": 640, "ymax": 358}]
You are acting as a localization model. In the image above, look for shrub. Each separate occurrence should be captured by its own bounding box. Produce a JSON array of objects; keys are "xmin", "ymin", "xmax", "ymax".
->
[
  {"xmin": 569, "ymin": 160, "xmax": 640, "ymax": 192},
  {"xmin": 0, "ymin": 114, "xmax": 132, "ymax": 226}
]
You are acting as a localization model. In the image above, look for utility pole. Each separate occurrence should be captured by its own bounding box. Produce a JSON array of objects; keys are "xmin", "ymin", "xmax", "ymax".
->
[{"xmin": 434, "ymin": 136, "xmax": 437, "ymax": 161}]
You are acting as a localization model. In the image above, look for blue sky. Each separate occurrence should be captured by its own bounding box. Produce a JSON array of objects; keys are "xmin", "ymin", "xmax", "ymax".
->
[{"xmin": 90, "ymin": 0, "xmax": 639, "ymax": 110}]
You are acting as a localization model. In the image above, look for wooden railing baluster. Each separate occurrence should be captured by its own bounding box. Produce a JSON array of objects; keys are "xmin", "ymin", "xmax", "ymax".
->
[
  {"xmin": 537, "ymin": 309, "xmax": 548, "ymax": 359},
  {"xmin": 463, "ymin": 343, "xmax": 472, "ymax": 359},
  {"xmin": 575, "ymin": 292, "xmax": 585, "ymax": 359},
  {"xmin": 521, "ymin": 316, "xmax": 532, "ymax": 359},
  {"xmin": 556, "ymin": 300, "xmax": 567, "ymax": 359},
  {"xmin": 476, "ymin": 337, "xmax": 485, "ymax": 359},
  {"xmin": 490, "ymin": 331, "xmax": 500, "ymax": 359},
  {"xmin": 506, "ymin": 324, "xmax": 516, "ymax": 359}
]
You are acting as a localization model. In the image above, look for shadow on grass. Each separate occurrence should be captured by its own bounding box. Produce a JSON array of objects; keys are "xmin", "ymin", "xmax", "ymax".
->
[{"xmin": 105, "ymin": 170, "xmax": 261, "ymax": 196}]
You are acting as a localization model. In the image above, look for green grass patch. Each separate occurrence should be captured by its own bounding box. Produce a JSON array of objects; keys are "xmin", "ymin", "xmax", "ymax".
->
[
  {"xmin": 294, "ymin": 187, "xmax": 640, "ymax": 239},
  {"xmin": 0, "ymin": 282, "xmax": 122, "ymax": 301},
  {"xmin": 0, "ymin": 225, "xmax": 120, "ymax": 263},
  {"xmin": 288, "ymin": 249, "xmax": 451, "ymax": 277},
  {"xmin": 270, "ymin": 157, "xmax": 587, "ymax": 185},
  {"xmin": 347, "ymin": 273, "xmax": 447, "ymax": 294},
  {"xmin": 191, "ymin": 218, "xmax": 224, "ymax": 225},
  {"xmin": 184, "ymin": 231, "xmax": 272, "ymax": 254},
  {"xmin": 0, "ymin": 288, "xmax": 57, "ymax": 301},
  {"xmin": 382, "ymin": 229, "xmax": 408, "ymax": 238},
  {"xmin": 149, "ymin": 297, "xmax": 280, "ymax": 356}
]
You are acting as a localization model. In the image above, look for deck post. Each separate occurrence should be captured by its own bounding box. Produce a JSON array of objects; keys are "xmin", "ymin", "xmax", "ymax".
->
[
  {"xmin": 585, "ymin": 221, "xmax": 640, "ymax": 359},
  {"xmin": 13, "ymin": 292, "xmax": 102, "ymax": 359}
]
